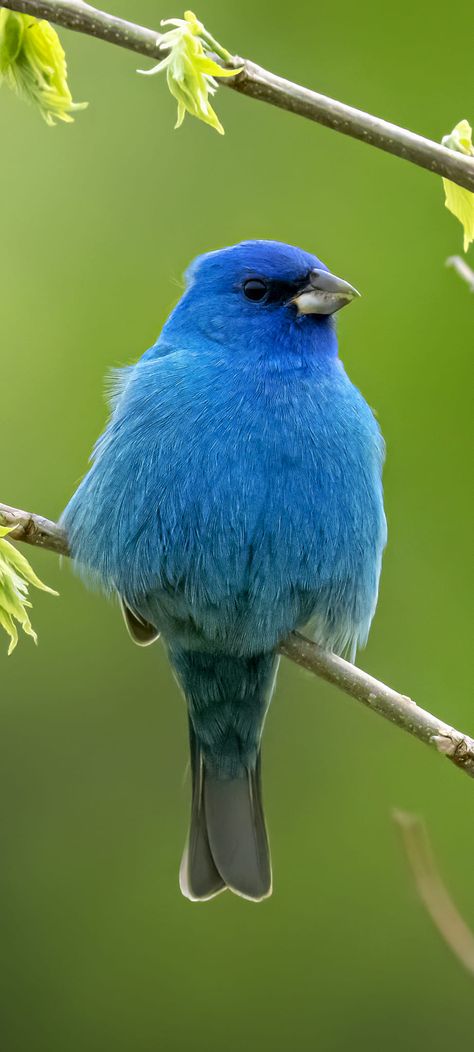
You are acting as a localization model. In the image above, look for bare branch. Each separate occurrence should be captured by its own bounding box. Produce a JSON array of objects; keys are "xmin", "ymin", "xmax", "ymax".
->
[
  {"xmin": 0, "ymin": 502, "xmax": 69, "ymax": 555},
  {"xmin": 280, "ymin": 633, "xmax": 474, "ymax": 778},
  {"xmin": 1, "ymin": 0, "xmax": 473, "ymax": 191},
  {"xmin": 394, "ymin": 811, "xmax": 474, "ymax": 977},
  {"xmin": 0, "ymin": 0, "xmax": 166, "ymax": 58},
  {"xmin": 446, "ymin": 256, "xmax": 474, "ymax": 292},
  {"xmin": 2, "ymin": 501, "xmax": 474, "ymax": 781},
  {"xmin": 226, "ymin": 62, "xmax": 474, "ymax": 191}
]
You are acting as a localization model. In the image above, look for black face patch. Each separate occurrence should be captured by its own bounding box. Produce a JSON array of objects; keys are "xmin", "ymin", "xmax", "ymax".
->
[{"xmin": 241, "ymin": 274, "xmax": 310, "ymax": 306}]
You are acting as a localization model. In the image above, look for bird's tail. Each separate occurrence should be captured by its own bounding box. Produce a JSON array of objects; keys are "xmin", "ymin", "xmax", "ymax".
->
[
  {"xmin": 180, "ymin": 721, "xmax": 272, "ymax": 902},
  {"xmin": 170, "ymin": 649, "xmax": 277, "ymax": 902}
]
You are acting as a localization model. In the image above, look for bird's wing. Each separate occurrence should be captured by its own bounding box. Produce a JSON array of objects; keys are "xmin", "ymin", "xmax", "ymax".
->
[{"xmin": 119, "ymin": 596, "xmax": 160, "ymax": 646}]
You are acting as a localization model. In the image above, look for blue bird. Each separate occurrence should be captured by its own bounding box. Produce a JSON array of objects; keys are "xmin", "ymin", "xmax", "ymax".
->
[{"xmin": 62, "ymin": 240, "xmax": 386, "ymax": 901}]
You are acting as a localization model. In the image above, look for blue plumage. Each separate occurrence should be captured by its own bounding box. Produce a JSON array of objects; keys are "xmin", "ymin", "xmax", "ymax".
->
[{"xmin": 62, "ymin": 240, "xmax": 386, "ymax": 900}]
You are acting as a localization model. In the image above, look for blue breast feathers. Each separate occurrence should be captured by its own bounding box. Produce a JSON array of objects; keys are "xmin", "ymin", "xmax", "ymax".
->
[{"xmin": 63, "ymin": 331, "xmax": 386, "ymax": 659}]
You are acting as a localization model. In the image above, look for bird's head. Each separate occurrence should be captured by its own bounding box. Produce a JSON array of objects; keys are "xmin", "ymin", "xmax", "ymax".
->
[{"xmin": 165, "ymin": 240, "xmax": 360, "ymax": 359}]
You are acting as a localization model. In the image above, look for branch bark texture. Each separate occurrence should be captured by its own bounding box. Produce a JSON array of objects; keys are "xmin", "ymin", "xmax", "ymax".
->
[
  {"xmin": 1, "ymin": 0, "xmax": 474, "ymax": 191},
  {"xmin": 2, "ymin": 501, "xmax": 474, "ymax": 782},
  {"xmin": 0, "ymin": 502, "xmax": 69, "ymax": 555}
]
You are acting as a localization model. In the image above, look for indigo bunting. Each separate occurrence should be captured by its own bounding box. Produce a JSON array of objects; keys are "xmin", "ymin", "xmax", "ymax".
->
[{"xmin": 62, "ymin": 241, "xmax": 386, "ymax": 901}]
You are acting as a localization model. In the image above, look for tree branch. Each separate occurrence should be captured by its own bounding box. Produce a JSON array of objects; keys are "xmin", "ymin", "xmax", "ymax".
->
[
  {"xmin": 0, "ymin": 502, "xmax": 69, "ymax": 555},
  {"xmin": 2, "ymin": 501, "xmax": 474, "ymax": 780},
  {"xmin": 280, "ymin": 635, "xmax": 474, "ymax": 778},
  {"xmin": 1, "ymin": 0, "xmax": 474, "ymax": 191}
]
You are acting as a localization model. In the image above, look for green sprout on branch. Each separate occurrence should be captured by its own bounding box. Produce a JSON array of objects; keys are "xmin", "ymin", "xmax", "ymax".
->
[
  {"xmin": 0, "ymin": 9, "xmax": 87, "ymax": 125},
  {"xmin": 138, "ymin": 9, "xmax": 242, "ymax": 134},
  {"xmin": 442, "ymin": 120, "xmax": 474, "ymax": 252},
  {"xmin": 0, "ymin": 526, "xmax": 57, "ymax": 654}
]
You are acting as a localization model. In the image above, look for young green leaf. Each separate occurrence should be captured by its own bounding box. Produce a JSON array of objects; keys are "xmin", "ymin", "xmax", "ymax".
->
[
  {"xmin": 138, "ymin": 10, "xmax": 242, "ymax": 134},
  {"xmin": 442, "ymin": 120, "xmax": 474, "ymax": 253},
  {"xmin": 0, "ymin": 10, "xmax": 87, "ymax": 125},
  {"xmin": 0, "ymin": 526, "xmax": 58, "ymax": 655}
]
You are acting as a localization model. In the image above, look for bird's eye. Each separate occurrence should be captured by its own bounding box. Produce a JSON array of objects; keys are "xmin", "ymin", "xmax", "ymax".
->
[{"xmin": 243, "ymin": 278, "xmax": 268, "ymax": 302}]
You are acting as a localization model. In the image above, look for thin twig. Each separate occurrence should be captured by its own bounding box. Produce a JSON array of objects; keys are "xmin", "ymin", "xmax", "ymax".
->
[
  {"xmin": 394, "ymin": 810, "xmax": 474, "ymax": 977},
  {"xmin": 0, "ymin": 502, "xmax": 69, "ymax": 555},
  {"xmin": 2, "ymin": 501, "xmax": 474, "ymax": 780},
  {"xmin": 280, "ymin": 633, "xmax": 474, "ymax": 778},
  {"xmin": 446, "ymin": 256, "xmax": 474, "ymax": 292},
  {"xmin": 1, "ymin": 0, "xmax": 473, "ymax": 191},
  {"xmin": 226, "ymin": 61, "xmax": 474, "ymax": 191}
]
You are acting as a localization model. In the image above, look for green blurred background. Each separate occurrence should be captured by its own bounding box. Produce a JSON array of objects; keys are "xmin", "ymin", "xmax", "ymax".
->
[{"xmin": 1, "ymin": 1, "xmax": 473, "ymax": 1048}]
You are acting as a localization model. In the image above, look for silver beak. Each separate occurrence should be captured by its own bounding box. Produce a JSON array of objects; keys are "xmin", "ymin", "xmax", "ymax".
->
[{"xmin": 292, "ymin": 268, "xmax": 361, "ymax": 315}]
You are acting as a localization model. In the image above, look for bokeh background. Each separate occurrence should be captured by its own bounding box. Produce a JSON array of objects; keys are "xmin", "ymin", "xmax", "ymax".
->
[{"xmin": 1, "ymin": 1, "xmax": 473, "ymax": 1049}]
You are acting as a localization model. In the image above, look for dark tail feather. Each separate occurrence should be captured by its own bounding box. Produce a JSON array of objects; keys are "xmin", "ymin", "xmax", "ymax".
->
[
  {"xmin": 180, "ymin": 724, "xmax": 272, "ymax": 902},
  {"xmin": 204, "ymin": 756, "xmax": 272, "ymax": 901},
  {"xmin": 179, "ymin": 723, "xmax": 226, "ymax": 901}
]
